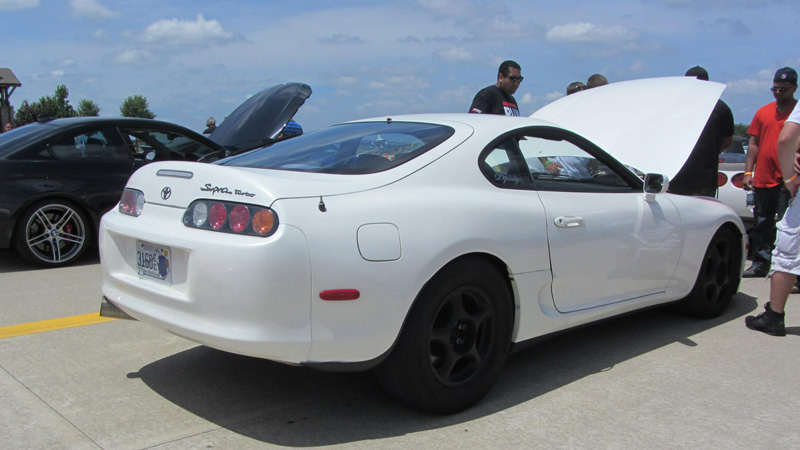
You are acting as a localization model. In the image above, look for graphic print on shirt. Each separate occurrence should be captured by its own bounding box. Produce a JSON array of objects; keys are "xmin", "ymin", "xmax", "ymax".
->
[{"xmin": 503, "ymin": 101, "xmax": 520, "ymax": 116}]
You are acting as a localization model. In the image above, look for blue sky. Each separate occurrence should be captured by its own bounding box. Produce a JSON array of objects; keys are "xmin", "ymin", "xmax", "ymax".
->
[{"xmin": 1, "ymin": 0, "xmax": 798, "ymax": 134}]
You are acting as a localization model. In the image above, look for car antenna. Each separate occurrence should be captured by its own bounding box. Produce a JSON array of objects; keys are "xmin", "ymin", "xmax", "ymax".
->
[{"xmin": 318, "ymin": 196, "xmax": 327, "ymax": 212}]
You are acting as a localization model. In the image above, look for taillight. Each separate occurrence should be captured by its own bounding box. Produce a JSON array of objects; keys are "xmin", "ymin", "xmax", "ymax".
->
[
  {"xmin": 229, "ymin": 205, "xmax": 250, "ymax": 232},
  {"xmin": 717, "ymin": 172, "xmax": 728, "ymax": 187},
  {"xmin": 209, "ymin": 203, "xmax": 227, "ymax": 230},
  {"xmin": 119, "ymin": 189, "xmax": 145, "ymax": 217},
  {"xmin": 731, "ymin": 173, "xmax": 745, "ymax": 188},
  {"xmin": 251, "ymin": 209, "xmax": 275, "ymax": 236},
  {"xmin": 183, "ymin": 200, "xmax": 278, "ymax": 237}
]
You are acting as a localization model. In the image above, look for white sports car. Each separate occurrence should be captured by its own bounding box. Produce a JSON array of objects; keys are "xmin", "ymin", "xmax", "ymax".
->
[{"xmin": 99, "ymin": 77, "xmax": 745, "ymax": 414}]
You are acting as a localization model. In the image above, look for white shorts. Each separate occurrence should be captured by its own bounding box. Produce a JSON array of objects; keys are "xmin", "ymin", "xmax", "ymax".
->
[{"xmin": 771, "ymin": 197, "xmax": 800, "ymax": 275}]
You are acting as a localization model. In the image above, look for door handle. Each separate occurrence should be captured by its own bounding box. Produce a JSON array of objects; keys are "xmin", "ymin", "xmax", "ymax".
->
[{"xmin": 554, "ymin": 216, "xmax": 584, "ymax": 228}]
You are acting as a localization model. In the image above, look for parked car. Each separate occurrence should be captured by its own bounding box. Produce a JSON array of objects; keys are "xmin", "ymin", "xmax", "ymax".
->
[
  {"xmin": 99, "ymin": 77, "xmax": 745, "ymax": 414},
  {"xmin": 0, "ymin": 83, "xmax": 311, "ymax": 267},
  {"xmin": 717, "ymin": 135, "xmax": 753, "ymax": 223}
]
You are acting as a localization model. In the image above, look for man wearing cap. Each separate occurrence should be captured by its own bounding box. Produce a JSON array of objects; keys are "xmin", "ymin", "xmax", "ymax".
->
[
  {"xmin": 746, "ymin": 100, "xmax": 800, "ymax": 336},
  {"xmin": 669, "ymin": 66, "xmax": 734, "ymax": 197},
  {"xmin": 742, "ymin": 67, "xmax": 799, "ymax": 278},
  {"xmin": 469, "ymin": 60, "xmax": 522, "ymax": 116}
]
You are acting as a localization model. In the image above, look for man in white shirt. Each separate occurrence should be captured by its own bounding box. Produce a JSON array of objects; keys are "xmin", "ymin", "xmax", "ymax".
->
[{"xmin": 746, "ymin": 101, "xmax": 800, "ymax": 336}]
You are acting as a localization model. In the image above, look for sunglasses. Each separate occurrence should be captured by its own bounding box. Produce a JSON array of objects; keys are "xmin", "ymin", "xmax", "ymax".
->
[
  {"xmin": 771, "ymin": 86, "xmax": 793, "ymax": 93},
  {"xmin": 507, "ymin": 75, "xmax": 524, "ymax": 83}
]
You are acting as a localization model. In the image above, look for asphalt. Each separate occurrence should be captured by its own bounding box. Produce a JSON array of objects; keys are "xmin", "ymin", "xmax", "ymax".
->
[{"xmin": 1, "ymin": 248, "xmax": 798, "ymax": 450}]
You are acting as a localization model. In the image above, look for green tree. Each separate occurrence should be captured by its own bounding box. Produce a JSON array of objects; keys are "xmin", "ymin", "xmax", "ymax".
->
[
  {"xmin": 35, "ymin": 84, "xmax": 76, "ymax": 119},
  {"xmin": 76, "ymin": 99, "xmax": 100, "ymax": 116},
  {"xmin": 12, "ymin": 85, "xmax": 88, "ymax": 125},
  {"xmin": 734, "ymin": 123, "xmax": 750, "ymax": 137},
  {"xmin": 120, "ymin": 94, "xmax": 156, "ymax": 119},
  {"xmin": 14, "ymin": 100, "xmax": 37, "ymax": 125}
]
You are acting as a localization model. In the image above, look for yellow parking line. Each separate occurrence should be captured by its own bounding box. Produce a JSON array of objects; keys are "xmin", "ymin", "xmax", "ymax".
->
[{"xmin": 0, "ymin": 313, "xmax": 116, "ymax": 340}]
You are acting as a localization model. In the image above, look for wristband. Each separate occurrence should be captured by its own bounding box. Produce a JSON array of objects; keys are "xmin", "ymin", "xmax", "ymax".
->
[
  {"xmin": 784, "ymin": 173, "xmax": 798, "ymax": 184},
  {"xmin": 744, "ymin": 171, "xmax": 753, "ymax": 176}
]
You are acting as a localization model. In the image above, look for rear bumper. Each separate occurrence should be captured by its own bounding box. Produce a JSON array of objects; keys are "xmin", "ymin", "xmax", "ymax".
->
[{"xmin": 99, "ymin": 206, "xmax": 314, "ymax": 364}]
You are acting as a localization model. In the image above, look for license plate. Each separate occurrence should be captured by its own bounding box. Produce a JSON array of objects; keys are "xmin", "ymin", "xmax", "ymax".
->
[{"xmin": 136, "ymin": 241, "xmax": 172, "ymax": 284}]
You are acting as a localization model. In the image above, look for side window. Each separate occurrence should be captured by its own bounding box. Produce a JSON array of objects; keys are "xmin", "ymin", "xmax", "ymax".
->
[
  {"xmin": 480, "ymin": 137, "xmax": 530, "ymax": 188},
  {"xmin": 518, "ymin": 136, "xmax": 634, "ymax": 192},
  {"xmin": 121, "ymin": 129, "xmax": 216, "ymax": 161},
  {"xmin": 50, "ymin": 128, "xmax": 129, "ymax": 161}
]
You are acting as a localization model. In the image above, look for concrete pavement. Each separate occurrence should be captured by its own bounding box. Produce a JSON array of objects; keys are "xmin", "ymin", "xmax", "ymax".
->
[{"xmin": 1, "ymin": 248, "xmax": 798, "ymax": 449}]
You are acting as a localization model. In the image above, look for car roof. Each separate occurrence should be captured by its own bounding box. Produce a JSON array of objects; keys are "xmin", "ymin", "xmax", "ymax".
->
[
  {"xmin": 0, "ymin": 116, "xmax": 219, "ymax": 157},
  {"xmin": 37, "ymin": 116, "xmax": 200, "ymax": 129}
]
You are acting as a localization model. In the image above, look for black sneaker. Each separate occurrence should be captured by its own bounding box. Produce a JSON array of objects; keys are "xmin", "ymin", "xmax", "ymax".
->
[
  {"xmin": 745, "ymin": 303, "xmax": 786, "ymax": 336},
  {"xmin": 742, "ymin": 264, "xmax": 768, "ymax": 278}
]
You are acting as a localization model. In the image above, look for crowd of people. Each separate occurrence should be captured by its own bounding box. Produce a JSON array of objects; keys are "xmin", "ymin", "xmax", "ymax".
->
[{"xmin": 468, "ymin": 60, "xmax": 798, "ymax": 336}]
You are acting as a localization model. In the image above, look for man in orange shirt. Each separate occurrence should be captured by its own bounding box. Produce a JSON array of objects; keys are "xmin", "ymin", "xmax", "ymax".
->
[{"xmin": 742, "ymin": 67, "xmax": 798, "ymax": 277}]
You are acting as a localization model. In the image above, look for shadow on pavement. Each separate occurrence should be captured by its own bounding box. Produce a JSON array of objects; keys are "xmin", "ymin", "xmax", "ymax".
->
[
  {"xmin": 0, "ymin": 248, "xmax": 100, "ymax": 274},
  {"xmin": 134, "ymin": 293, "xmax": 760, "ymax": 446}
]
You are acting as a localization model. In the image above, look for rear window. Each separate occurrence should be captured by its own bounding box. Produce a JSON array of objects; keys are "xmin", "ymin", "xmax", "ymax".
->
[
  {"xmin": 222, "ymin": 122, "xmax": 455, "ymax": 174},
  {"xmin": 0, "ymin": 123, "xmax": 56, "ymax": 157}
]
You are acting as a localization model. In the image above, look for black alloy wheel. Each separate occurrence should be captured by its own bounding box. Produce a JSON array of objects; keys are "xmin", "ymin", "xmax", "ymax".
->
[
  {"xmin": 375, "ymin": 257, "xmax": 513, "ymax": 414},
  {"xmin": 676, "ymin": 227, "xmax": 741, "ymax": 319}
]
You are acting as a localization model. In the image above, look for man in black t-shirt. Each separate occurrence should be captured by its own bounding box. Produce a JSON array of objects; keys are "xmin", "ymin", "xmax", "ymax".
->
[
  {"xmin": 469, "ymin": 60, "xmax": 522, "ymax": 116},
  {"xmin": 669, "ymin": 66, "xmax": 734, "ymax": 197}
]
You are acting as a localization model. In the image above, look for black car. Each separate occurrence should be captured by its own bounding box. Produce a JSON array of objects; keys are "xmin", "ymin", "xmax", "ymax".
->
[{"xmin": 0, "ymin": 82, "xmax": 311, "ymax": 267}]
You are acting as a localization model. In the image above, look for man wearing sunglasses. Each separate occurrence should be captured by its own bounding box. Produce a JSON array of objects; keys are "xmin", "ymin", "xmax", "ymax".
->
[
  {"xmin": 742, "ymin": 67, "xmax": 798, "ymax": 278},
  {"xmin": 469, "ymin": 60, "xmax": 522, "ymax": 116}
]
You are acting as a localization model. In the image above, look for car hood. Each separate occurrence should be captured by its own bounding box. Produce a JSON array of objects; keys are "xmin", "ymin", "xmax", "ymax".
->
[
  {"xmin": 208, "ymin": 82, "xmax": 312, "ymax": 153},
  {"xmin": 531, "ymin": 77, "xmax": 725, "ymax": 179}
]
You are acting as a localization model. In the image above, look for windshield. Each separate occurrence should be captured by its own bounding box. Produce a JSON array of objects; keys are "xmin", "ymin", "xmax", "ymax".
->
[{"xmin": 222, "ymin": 122, "xmax": 455, "ymax": 174}]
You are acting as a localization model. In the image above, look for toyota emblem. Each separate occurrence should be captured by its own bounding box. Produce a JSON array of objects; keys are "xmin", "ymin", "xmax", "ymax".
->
[{"xmin": 161, "ymin": 187, "xmax": 172, "ymax": 200}]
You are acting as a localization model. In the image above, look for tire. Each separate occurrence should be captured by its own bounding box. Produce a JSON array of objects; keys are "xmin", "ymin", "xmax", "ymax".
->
[
  {"xmin": 14, "ymin": 199, "xmax": 90, "ymax": 267},
  {"xmin": 375, "ymin": 257, "xmax": 513, "ymax": 414},
  {"xmin": 675, "ymin": 227, "xmax": 741, "ymax": 319}
]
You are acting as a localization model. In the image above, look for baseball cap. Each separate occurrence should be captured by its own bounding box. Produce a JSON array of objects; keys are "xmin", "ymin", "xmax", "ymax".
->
[
  {"xmin": 774, "ymin": 67, "xmax": 797, "ymax": 85},
  {"xmin": 685, "ymin": 66, "xmax": 709, "ymax": 81}
]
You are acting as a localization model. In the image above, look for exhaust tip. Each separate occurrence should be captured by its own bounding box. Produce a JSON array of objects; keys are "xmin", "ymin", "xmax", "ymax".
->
[{"xmin": 100, "ymin": 297, "xmax": 137, "ymax": 321}]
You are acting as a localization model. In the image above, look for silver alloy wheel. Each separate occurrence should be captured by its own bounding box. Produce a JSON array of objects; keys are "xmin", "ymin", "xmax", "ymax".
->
[{"xmin": 24, "ymin": 203, "xmax": 87, "ymax": 264}]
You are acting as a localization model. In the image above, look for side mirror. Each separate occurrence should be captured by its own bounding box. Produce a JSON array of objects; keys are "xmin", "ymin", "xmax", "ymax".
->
[{"xmin": 644, "ymin": 173, "xmax": 669, "ymax": 202}]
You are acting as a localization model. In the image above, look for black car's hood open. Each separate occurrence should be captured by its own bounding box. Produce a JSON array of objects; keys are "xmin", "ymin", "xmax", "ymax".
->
[{"xmin": 208, "ymin": 82, "xmax": 312, "ymax": 153}]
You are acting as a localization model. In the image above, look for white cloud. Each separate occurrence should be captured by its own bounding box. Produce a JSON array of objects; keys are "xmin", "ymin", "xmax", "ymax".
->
[
  {"xmin": 435, "ymin": 47, "xmax": 477, "ymax": 63},
  {"xmin": 51, "ymin": 69, "xmax": 65, "ymax": 77},
  {"xmin": 335, "ymin": 76, "xmax": 359, "ymax": 86},
  {"xmin": 70, "ymin": 0, "xmax": 120, "ymax": 19},
  {"xmin": 546, "ymin": 22, "xmax": 639, "ymax": 43},
  {"xmin": 318, "ymin": 33, "xmax": 366, "ymax": 44},
  {"xmin": 543, "ymin": 91, "xmax": 562, "ymax": 102},
  {"xmin": 725, "ymin": 69, "xmax": 778, "ymax": 95},
  {"xmin": 58, "ymin": 58, "xmax": 75, "ymax": 67},
  {"xmin": 629, "ymin": 61, "xmax": 646, "ymax": 72},
  {"xmin": 115, "ymin": 49, "xmax": 155, "ymax": 65},
  {"xmin": 0, "ymin": 0, "xmax": 38, "ymax": 11},
  {"xmin": 93, "ymin": 28, "xmax": 108, "ymax": 40},
  {"xmin": 142, "ymin": 15, "xmax": 235, "ymax": 47}
]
